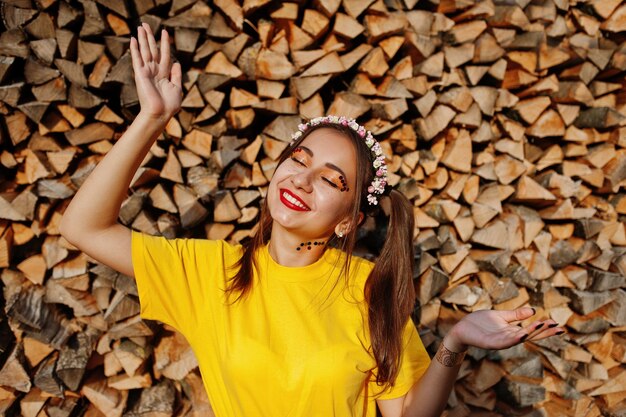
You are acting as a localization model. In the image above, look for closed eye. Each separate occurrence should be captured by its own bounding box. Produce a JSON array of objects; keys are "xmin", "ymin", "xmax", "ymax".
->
[
  {"xmin": 323, "ymin": 178, "xmax": 339, "ymax": 188},
  {"xmin": 291, "ymin": 156, "xmax": 306, "ymax": 166}
]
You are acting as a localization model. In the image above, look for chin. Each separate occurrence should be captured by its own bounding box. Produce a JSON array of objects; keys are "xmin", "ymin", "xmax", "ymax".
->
[{"xmin": 270, "ymin": 209, "xmax": 304, "ymax": 230}]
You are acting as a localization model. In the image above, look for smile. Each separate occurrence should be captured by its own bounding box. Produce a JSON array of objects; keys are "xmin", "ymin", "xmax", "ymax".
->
[{"xmin": 280, "ymin": 189, "xmax": 311, "ymax": 211}]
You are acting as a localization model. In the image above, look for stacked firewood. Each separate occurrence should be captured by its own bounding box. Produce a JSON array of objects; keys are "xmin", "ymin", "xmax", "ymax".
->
[{"xmin": 1, "ymin": 0, "xmax": 625, "ymax": 415}]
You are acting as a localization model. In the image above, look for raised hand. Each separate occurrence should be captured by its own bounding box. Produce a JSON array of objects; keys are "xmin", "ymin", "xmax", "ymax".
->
[
  {"xmin": 444, "ymin": 307, "xmax": 565, "ymax": 352},
  {"xmin": 130, "ymin": 23, "xmax": 182, "ymax": 121}
]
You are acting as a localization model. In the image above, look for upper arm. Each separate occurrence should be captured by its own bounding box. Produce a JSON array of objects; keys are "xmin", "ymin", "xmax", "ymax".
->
[
  {"xmin": 370, "ymin": 321, "xmax": 431, "ymax": 416},
  {"xmin": 377, "ymin": 396, "xmax": 406, "ymax": 417},
  {"xmin": 61, "ymin": 223, "xmax": 134, "ymax": 278}
]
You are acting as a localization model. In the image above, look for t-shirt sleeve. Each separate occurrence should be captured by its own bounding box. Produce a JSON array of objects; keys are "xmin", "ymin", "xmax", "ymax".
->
[
  {"xmin": 130, "ymin": 230, "xmax": 227, "ymax": 336},
  {"xmin": 370, "ymin": 319, "xmax": 431, "ymax": 400}
]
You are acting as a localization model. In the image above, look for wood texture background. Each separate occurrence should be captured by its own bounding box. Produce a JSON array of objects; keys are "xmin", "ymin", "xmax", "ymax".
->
[{"xmin": 0, "ymin": 0, "xmax": 625, "ymax": 416}]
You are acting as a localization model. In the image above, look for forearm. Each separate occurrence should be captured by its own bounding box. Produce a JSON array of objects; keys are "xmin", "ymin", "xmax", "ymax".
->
[
  {"xmin": 60, "ymin": 113, "xmax": 167, "ymax": 237},
  {"xmin": 396, "ymin": 307, "xmax": 559, "ymax": 417},
  {"xmin": 403, "ymin": 331, "xmax": 466, "ymax": 417}
]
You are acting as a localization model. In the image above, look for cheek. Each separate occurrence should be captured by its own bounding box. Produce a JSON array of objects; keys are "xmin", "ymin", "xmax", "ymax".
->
[
  {"xmin": 269, "ymin": 163, "xmax": 292, "ymax": 185},
  {"xmin": 317, "ymin": 188, "xmax": 348, "ymax": 211}
]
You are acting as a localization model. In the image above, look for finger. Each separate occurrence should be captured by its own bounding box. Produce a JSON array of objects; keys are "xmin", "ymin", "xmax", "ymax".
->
[
  {"xmin": 143, "ymin": 23, "xmax": 159, "ymax": 63},
  {"xmin": 523, "ymin": 320, "xmax": 549, "ymax": 340},
  {"xmin": 170, "ymin": 61, "xmax": 182, "ymax": 90},
  {"xmin": 130, "ymin": 37, "xmax": 143, "ymax": 71},
  {"xmin": 500, "ymin": 307, "xmax": 536, "ymax": 324},
  {"xmin": 519, "ymin": 320, "xmax": 560, "ymax": 343},
  {"xmin": 137, "ymin": 26, "xmax": 152, "ymax": 63},
  {"xmin": 527, "ymin": 322, "xmax": 564, "ymax": 342},
  {"xmin": 159, "ymin": 29, "xmax": 171, "ymax": 77}
]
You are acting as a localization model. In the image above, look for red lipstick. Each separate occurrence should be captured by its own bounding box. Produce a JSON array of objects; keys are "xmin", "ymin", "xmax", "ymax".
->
[{"xmin": 279, "ymin": 188, "xmax": 311, "ymax": 211}]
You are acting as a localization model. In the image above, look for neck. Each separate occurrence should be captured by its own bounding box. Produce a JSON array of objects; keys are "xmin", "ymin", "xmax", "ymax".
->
[{"xmin": 268, "ymin": 223, "xmax": 331, "ymax": 267}]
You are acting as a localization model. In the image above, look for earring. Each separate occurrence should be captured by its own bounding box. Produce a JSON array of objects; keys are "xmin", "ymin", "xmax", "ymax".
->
[{"xmin": 337, "ymin": 231, "xmax": 344, "ymax": 238}]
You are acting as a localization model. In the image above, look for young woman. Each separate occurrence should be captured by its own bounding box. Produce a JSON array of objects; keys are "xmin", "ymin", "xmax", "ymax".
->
[{"xmin": 60, "ymin": 24, "xmax": 564, "ymax": 417}]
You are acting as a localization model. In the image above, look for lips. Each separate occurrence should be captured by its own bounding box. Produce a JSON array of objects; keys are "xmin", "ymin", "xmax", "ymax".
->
[{"xmin": 279, "ymin": 188, "xmax": 311, "ymax": 211}]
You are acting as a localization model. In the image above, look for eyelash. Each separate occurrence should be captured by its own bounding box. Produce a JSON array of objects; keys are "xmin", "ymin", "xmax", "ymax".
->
[
  {"xmin": 324, "ymin": 178, "xmax": 339, "ymax": 188},
  {"xmin": 290, "ymin": 156, "xmax": 339, "ymax": 189},
  {"xmin": 291, "ymin": 156, "xmax": 306, "ymax": 166}
]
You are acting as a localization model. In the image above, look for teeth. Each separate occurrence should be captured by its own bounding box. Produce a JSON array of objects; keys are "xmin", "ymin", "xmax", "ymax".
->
[{"xmin": 283, "ymin": 192, "xmax": 308, "ymax": 210}]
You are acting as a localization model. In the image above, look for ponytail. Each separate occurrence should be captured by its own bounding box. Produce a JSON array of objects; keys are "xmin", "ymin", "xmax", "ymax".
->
[
  {"xmin": 225, "ymin": 201, "xmax": 272, "ymax": 302},
  {"xmin": 364, "ymin": 189, "xmax": 416, "ymax": 388}
]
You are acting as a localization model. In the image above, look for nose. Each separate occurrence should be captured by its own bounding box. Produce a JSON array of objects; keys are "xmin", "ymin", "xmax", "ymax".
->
[{"xmin": 291, "ymin": 170, "xmax": 313, "ymax": 192}]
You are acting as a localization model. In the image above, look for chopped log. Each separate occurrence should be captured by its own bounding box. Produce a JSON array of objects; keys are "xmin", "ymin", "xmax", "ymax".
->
[
  {"xmin": 0, "ymin": 346, "xmax": 31, "ymax": 393},
  {"xmin": 153, "ymin": 330, "xmax": 197, "ymax": 380},
  {"xmin": 256, "ymin": 49, "xmax": 295, "ymax": 80},
  {"xmin": 302, "ymin": 9, "xmax": 330, "ymax": 40},
  {"xmin": 340, "ymin": 44, "xmax": 373, "ymax": 71},
  {"xmin": 359, "ymin": 47, "xmax": 389, "ymax": 78},
  {"xmin": 123, "ymin": 381, "xmax": 175, "ymax": 416},
  {"xmin": 56, "ymin": 328, "xmax": 100, "ymax": 391},
  {"xmin": 172, "ymin": 184, "xmax": 208, "ymax": 228},
  {"xmin": 8, "ymin": 286, "xmax": 77, "ymax": 349},
  {"xmin": 471, "ymin": 220, "xmax": 509, "ymax": 250},
  {"xmin": 65, "ymin": 123, "xmax": 115, "ymax": 146},
  {"xmin": 205, "ymin": 51, "xmax": 243, "ymax": 78},
  {"xmin": 416, "ymin": 105, "xmax": 456, "ymax": 141},
  {"xmin": 213, "ymin": 190, "xmax": 241, "ymax": 222},
  {"xmin": 334, "ymin": 13, "xmax": 365, "ymax": 39},
  {"xmin": 363, "ymin": 13, "xmax": 407, "ymax": 43},
  {"xmin": 301, "ymin": 52, "xmax": 343, "ymax": 77},
  {"xmin": 33, "ymin": 352, "xmax": 64, "ymax": 397},
  {"xmin": 82, "ymin": 376, "xmax": 128, "ymax": 417}
]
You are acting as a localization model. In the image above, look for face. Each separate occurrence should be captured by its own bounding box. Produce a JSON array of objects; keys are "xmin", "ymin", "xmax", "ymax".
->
[{"xmin": 267, "ymin": 128, "xmax": 359, "ymax": 239}]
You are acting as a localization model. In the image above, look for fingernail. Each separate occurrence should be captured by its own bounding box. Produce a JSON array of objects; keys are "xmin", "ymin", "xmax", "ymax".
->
[
  {"xmin": 556, "ymin": 331, "xmax": 564, "ymax": 335},
  {"xmin": 548, "ymin": 323, "xmax": 558, "ymax": 328},
  {"xmin": 520, "ymin": 334, "xmax": 528, "ymax": 342},
  {"xmin": 535, "ymin": 323, "xmax": 544, "ymax": 330}
]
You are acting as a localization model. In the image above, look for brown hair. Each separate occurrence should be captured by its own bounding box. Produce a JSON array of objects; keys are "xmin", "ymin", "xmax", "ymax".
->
[{"xmin": 225, "ymin": 123, "xmax": 416, "ymax": 391}]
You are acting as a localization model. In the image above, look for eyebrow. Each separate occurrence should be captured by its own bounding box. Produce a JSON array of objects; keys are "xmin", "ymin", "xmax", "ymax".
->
[{"xmin": 298, "ymin": 145, "xmax": 348, "ymax": 179}]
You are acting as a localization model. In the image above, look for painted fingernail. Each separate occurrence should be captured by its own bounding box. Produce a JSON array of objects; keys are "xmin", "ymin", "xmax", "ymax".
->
[
  {"xmin": 520, "ymin": 334, "xmax": 528, "ymax": 342},
  {"xmin": 556, "ymin": 331, "xmax": 564, "ymax": 335},
  {"xmin": 548, "ymin": 323, "xmax": 558, "ymax": 328},
  {"xmin": 535, "ymin": 323, "xmax": 544, "ymax": 330}
]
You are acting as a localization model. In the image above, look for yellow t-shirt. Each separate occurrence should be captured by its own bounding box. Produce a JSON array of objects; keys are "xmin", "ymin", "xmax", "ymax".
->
[{"xmin": 131, "ymin": 230, "xmax": 430, "ymax": 417}]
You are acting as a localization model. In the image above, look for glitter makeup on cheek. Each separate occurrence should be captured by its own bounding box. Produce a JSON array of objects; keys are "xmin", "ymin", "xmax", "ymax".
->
[{"xmin": 339, "ymin": 175, "xmax": 349, "ymax": 192}]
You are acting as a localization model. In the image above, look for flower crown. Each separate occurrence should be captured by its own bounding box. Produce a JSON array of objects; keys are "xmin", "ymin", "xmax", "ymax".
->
[{"xmin": 291, "ymin": 115, "xmax": 388, "ymax": 205}]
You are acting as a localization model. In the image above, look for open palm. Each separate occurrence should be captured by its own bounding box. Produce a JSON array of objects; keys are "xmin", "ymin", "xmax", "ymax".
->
[
  {"xmin": 130, "ymin": 23, "xmax": 182, "ymax": 120},
  {"xmin": 450, "ymin": 308, "xmax": 563, "ymax": 351}
]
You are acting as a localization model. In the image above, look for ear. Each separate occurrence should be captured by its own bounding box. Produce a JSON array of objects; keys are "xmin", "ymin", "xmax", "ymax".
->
[{"xmin": 334, "ymin": 212, "xmax": 364, "ymax": 236}]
